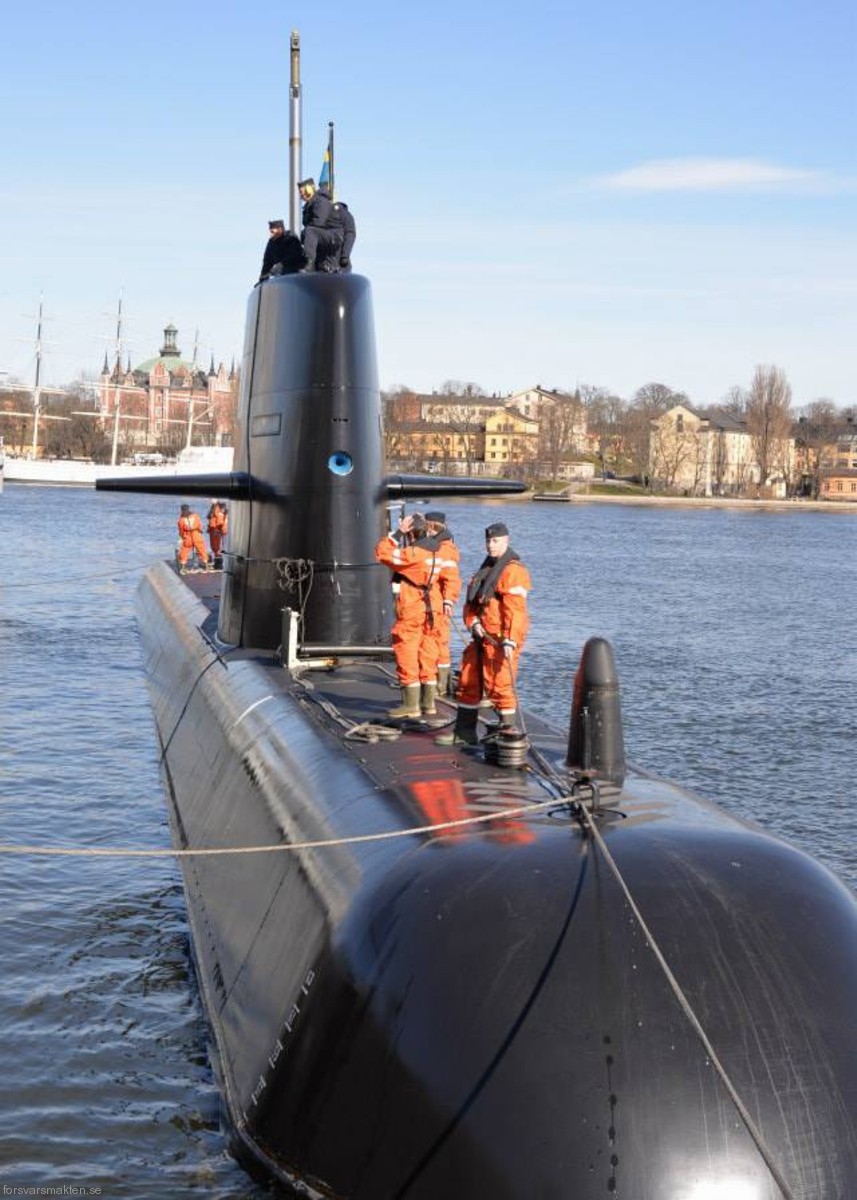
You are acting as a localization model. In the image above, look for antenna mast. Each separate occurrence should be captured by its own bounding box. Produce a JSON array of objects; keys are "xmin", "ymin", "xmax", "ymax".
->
[
  {"xmin": 289, "ymin": 31, "xmax": 302, "ymax": 233},
  {"xmin": 186, "ymin": 329, "xmax": 201, "ymax": 451},
  {"xmin": 30, "ymin": 296, "xmax": 44, "ymax": 457},
  {"xmin": 110, "ymin": 294, "xmax": 125, "ymax": 467}
]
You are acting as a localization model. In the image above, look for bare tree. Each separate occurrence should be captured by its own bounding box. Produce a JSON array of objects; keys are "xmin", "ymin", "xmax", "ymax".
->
[
  {"xmin": 649, "ymin": 412, "xmax": 704, "ymax": 491},
  {"xmin": 581, "ymin": 385, "xmax": 627, "ymax": 475},
  {"xmin": 1, "ymin": 388, "xmax": 37, "ymax": 453},
  {"xmin": 746, "ymin": 365, "xmax": 793, "ymax": 495},
  {"xmin": 539, "ymin": 392, "xmax": 585, "ymax": 480},
  {"xmin": 41, "ymin": 390, "xmax": 115, "ymax": 461},
  {"xmin": 443, "ymin": 407, "xmax": 484, "ymax": 471},
  {"xmin": 794, "ymin": 398, "xmax": 840, "ymax": 497},
  {"xmin": 439, "ymin": 380, "xmax": 485, "ymax": 399},
  {"xmin": 626, "ymin": 382, "xmax": 689, "ymax": 484},
  {"xmin": 720, "ymin": 385, "xmax": 748, "ymax": 415}
]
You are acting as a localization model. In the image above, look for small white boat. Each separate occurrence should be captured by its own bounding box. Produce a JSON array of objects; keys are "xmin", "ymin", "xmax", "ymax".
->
[{"xmin": 2, "ymin": 444, "xmax": 233, "ymax": 487}]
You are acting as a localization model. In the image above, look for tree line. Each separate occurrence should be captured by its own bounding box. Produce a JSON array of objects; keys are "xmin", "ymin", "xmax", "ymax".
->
[{"xmin": 383, "ymin": 369, "xmax": 853, "ymax": 495}]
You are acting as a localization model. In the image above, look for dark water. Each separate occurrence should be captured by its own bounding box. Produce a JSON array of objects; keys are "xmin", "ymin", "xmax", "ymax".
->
[{"xmin": 0, "ymin": 486, "xmax": 854, "ymax": 1196}]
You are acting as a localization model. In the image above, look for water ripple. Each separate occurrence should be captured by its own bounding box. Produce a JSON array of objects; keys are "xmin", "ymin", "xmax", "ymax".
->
[{"xmin": 0, "ymin": 486, "xmax": 854, "ymax": 1193}]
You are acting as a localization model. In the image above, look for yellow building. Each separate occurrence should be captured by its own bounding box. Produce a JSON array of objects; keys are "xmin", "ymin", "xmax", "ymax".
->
[
  {"xmin": 483, "ymin": 408, "xmax": 539, "ymax": 466},
  {"xmin": 505, "ymin": 385, "xmax": 589, "ymax": 454}
]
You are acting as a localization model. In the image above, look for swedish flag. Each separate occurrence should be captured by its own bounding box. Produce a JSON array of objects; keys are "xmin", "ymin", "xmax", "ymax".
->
[{"xmin": 319, "ymin": 123, "xmax": 334, "ymax": 196}]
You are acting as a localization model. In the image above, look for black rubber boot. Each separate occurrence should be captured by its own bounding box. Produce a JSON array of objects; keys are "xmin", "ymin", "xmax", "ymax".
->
[{"xmin": 435, "ymin": 706, "xmax": 479, "ymax": 746}]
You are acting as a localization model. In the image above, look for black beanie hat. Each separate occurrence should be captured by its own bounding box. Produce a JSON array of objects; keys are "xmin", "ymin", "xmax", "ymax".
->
[{"xmin": 485, "ymin": 521, "xmax": 509, "ymax": 538}]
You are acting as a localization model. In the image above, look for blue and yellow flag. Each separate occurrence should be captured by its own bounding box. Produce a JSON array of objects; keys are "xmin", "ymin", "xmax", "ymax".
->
[{"xmin": 319, "ymin": 124, "xmax": 334, "ymax": 196}]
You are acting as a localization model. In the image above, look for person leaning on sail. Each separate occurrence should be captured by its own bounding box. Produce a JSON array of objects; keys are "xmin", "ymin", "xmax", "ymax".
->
[
  {"xmin": 437, "ymin": 522, "xmax": 531, "ymax": 746},
  {"xmin": 176, "ymin": 504, "xmax": 211, "ymax": 574},
  {"xmin": 259, "ymin": 218, "xmax": 305, "ymax": 281},
  {"xmin": 375, "ymin": 513, "xmax": 451, "ymax": 719}
]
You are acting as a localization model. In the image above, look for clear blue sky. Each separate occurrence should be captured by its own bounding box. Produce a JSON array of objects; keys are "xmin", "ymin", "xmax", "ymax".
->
[{"xmin": 1, "ymin": 0, "xmax": 854, "ymax": 408}]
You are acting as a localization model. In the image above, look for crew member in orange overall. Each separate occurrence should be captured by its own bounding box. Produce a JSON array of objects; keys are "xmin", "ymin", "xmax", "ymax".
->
[
  {"xmin": 422, "ymin": 511, "xmax": 461, "ymax": 696},
  {"xmin": 207, "ymin": 500, "xmax": 228, "ymax": 565},
  {"xmin": 375, "ymin": 513, "xmax": 446, "ymax": 719},
  {"xmin": 177, "ymin": 503, "xmax": 210, "ymax": 573},
  {"xmin": 437, "ymin": 521, "xmax": 531, "ymax": 746}
]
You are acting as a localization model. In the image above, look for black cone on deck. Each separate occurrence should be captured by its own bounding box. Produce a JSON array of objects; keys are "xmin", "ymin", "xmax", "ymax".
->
[{"xmin": 566, "ymin": 635, "xmax": 626, "ymax": 787}]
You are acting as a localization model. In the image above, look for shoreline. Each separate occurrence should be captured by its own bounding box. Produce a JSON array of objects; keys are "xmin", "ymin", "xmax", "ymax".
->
[{"xmin": 528, "ymin": 491, "xmax": 857, "ymax": 513}]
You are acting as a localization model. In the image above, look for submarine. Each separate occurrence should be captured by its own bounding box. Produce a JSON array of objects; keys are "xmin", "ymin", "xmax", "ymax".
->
[{"xmin": 97, "ymin": 41, "xmax": 857, "ymax": 1200}]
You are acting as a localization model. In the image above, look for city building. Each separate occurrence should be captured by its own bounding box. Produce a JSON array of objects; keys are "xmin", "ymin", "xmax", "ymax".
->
[
  {"xmin": 819, "ymin": 468, "xmax": 857, "ymax": 500},
  {"xmin": 484, "ymin": 407, "xmax": 539, "ymax": 466},
  {"xmin": 650, "ymin": 404, "xmax": 793, "ymax": 497},
  {"xmin": 100, "ymin": 324, "xmax": 237, "ymax": 449},
  {"xmin": 504, "ymin": 385, "xmax": 589, "ymax": 455}
]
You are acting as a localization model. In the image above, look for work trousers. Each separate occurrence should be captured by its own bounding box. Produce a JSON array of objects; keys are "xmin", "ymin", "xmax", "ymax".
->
[
  {"xmin": 178, "ymin": 531, "xmax": 208, "ymax": 566},
  {"xmin": 456, "ymin": 638, "xmax": 520, "ymax": 716},
  {"xmin": 436, "ymin": 612, "xmax": 452, "ymax": 675},
  {"xmin": 393, "ymin": 616, "xmax": 442, "ymax": 687}
]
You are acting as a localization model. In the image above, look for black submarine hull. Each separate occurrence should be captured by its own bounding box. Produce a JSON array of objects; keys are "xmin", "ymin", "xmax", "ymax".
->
[{"xmin": 139, "ymin": 563, "xmax": 857, "ymax": 1199}]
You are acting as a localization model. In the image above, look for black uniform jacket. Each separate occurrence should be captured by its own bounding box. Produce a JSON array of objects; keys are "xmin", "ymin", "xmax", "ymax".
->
[
  {"xmin": 260, "ymin": 231, "xmax": 305, "ymax": 279},
  {"xmin": 330, "ymin": 202, "xmax": 357, "ymax": 261},
  {"xmin": 302, "ymin": 191, "xmax": 334, "ymax": 230}
]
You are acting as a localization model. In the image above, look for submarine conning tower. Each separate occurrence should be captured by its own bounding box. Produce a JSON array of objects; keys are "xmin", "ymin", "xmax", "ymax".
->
[
  {"xmin": 221, "ymin": 272, "xmax": 389, "ymax": 649},
  {"xmin": 96, "ymin": 272, "xmax": 524, "ymax": 651}
]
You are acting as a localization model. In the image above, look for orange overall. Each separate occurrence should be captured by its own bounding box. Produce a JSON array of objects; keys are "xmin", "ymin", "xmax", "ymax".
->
[
  {"xmin": 207, "ymin": 503, "xmax": 228, "ymax": 557},
  {"xmin": 434, "ymin": 537, "xmax": 461, "ymax": 681},
  {"xmin": 457, "ymin": 557, "xmax": 531, "ymax": 717},
  {"xmin": 375, "ymin": 534, "xmax": 444, "ymax": 686},
  {"xmin": 177, "ymin": 511, "xmax": 209, "ymax": 567}
]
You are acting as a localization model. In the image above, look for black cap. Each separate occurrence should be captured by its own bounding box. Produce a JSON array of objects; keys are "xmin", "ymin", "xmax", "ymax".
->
[
  {"xmin": 268, "ymin": 218, "xmax": 285, "ymax": 229},
  {"xmin": 297, "ymin": 177, "xmax": 315, "ymax": 190},
  {"xmin": 410, "ymin": 512, "xmax": 427, "ymax": 530},
  {"xmin": 485, "ymin": 522, "xmax": 509, "ymax": 538},
  {"xmin": 424, "ymin": 511, "xmax": 446, "ymax": 524},
  {"xmin": 180, "ymin": 504, "xmax": 191, "ymax": 513}
]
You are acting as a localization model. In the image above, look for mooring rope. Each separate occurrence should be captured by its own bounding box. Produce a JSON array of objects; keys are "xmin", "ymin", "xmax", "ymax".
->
[
  {"xmin": 0, "ymin": 628, "xmax": 796, "ymax": 1196},
  {"xmin": 0, "ymin": 796, "xmax": 563, "ymax": 859},
  {"xmin": 511, "ymin": 692, "xmax": 796, "ymax": 1200},
  {"xmin": 0, "ymin": 562, "xmax": 158, "ymax": 589},
  {"xmin": 572, "ymin": 799, "xmax": 795, "ymax": 1200}
]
